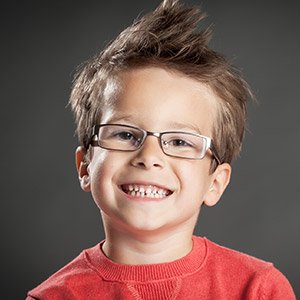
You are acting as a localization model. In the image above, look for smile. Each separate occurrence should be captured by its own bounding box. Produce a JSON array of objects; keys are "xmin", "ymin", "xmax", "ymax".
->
[{"xmin": 120, "ymin": 184, "xmax": 172, "ymax": 199}]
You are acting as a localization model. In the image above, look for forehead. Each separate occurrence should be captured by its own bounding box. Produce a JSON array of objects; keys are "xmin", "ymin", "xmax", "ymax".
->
[{"xmin": 103, "ymin": 67, "xmax": 219, "ymax": 135}]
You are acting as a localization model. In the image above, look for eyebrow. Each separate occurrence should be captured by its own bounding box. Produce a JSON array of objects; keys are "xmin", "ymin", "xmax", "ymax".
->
[
  {"xmin": 106, "ymin": 114, "xmax": 136, "ymax": 124},
  {"xmin": 105, "ymin": 114, "xmax": 203, "ymax": 135},
  {"xmin": 164, "ymin": 121, "xmax": 202, "ymax": 133}
]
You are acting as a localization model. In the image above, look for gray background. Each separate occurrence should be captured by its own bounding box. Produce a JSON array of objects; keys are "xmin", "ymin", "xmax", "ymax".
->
[{"xmin": 1, "ymin": 0, "xmax": 299, "ymax": 298}]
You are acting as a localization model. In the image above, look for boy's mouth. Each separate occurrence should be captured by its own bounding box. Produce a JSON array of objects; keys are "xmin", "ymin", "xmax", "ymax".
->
[{"xmin": 120, "ymin": 184, "xmax": 173, "ymax": 199}]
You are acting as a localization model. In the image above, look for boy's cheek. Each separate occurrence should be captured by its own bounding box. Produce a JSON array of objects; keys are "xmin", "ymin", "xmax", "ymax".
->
[
  {"xmin": 174, "ymin": 159, "xmax": 212, "ymax": 182},
  {"xmin": 89, "ymin": 149, "xmax": 114, "ymax": 176},
  {"xmin": 89, "ymin": 151, "xmax": 120, "ymax": 189}
]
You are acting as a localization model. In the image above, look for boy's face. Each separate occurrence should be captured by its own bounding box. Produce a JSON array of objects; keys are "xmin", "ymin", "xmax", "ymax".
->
[{"xmin": 77, "ymin": 67, "xmax": 231, "ymax": 236}]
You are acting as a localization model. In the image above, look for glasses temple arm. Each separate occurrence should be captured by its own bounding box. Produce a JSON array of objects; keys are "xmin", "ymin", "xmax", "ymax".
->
[{"xmin": 210, "ymin": 142, "xmax": 221, "ymax": 165}]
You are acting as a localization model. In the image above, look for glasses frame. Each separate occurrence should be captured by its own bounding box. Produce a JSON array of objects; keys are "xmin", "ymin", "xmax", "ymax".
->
[{"xmin": 88, "ymin": 124, "xmax": 221, "ymax": 165}]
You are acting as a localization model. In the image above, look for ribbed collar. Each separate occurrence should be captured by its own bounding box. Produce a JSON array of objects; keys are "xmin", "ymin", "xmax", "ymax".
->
[{"xmin": 83, "ymin": 236, "xmax": 207, "ymax": 282}]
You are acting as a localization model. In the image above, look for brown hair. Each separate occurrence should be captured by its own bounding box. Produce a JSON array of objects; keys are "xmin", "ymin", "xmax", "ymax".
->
[{"xmin": 69, "ymin": 0, "xmax": 252, "ymax": 165}]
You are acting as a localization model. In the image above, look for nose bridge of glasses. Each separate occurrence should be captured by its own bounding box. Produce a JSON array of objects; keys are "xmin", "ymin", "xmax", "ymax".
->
[
  {"xmin": 145, "ymin": 131, "xmax": 161, "ymax": 139},
  {"xmin": 139, "ymin": 131, "xmax": 163, "ymax": 149}
]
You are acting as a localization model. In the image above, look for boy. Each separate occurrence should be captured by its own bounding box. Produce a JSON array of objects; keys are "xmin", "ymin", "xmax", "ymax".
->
[{"xmin": 27, "ymin": 0, "xmax": 295, "ymax": 299}]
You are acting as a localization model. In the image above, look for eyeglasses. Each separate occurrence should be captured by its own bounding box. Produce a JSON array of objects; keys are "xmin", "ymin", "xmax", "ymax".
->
[{"xmin": 88, "ymin": 124, "xmax": 221, "ymax": 164}]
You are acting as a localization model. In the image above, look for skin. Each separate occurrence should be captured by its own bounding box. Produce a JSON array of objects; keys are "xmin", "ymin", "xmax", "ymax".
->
[{"xmin": 76, "ymin": 67, "xmax": 231, "ymax": 265}]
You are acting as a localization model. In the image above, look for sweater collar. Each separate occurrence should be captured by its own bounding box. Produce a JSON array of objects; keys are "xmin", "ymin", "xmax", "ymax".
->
[{"xmin": 84, "ymin": 236, "xmax": 207, "ymax": 282}]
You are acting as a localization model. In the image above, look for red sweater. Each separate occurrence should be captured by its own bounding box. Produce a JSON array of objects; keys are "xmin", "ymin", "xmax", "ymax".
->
[{"xmin": 27, "ymin": 236, "xmax": 295, "ymax": 299}]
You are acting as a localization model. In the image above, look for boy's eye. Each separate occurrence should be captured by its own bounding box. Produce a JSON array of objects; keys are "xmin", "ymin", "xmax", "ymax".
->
[
  {"xmin": 115, "ymin": 131, "xmax": 136, "ymax": 140},
  {"xmin": 110, "ymin": 130, "xmax": 140, "ymax": 143},
  {"xmin": 165, "ymin": 138, "xmax": 193, "ymax": 148},
  {"xmin": 109, "ymin": 129, "xmax": 144, "ymax": 146}
]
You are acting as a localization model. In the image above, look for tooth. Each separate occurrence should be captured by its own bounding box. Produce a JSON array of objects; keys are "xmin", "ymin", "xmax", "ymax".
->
[
  {"xmin": 131, "ymin": 191, "xmax": 136, "ymax": 196},
  {"xmin": 155, "ymin": 194, "xmax": 160, "ymax": 198},
  {"xmin": 136, "ymin": 191, "xmax": 140, "ymax": 197},
  {"xmin": 139, "ymin": 186, "xmax": 145, "ymax": 193},
  {"xmin": 158, "ymin": 189, "xmax": 163, "ymax": 195},
  {"xmin": 129, "ymin": 185, "xmax": 134, "ymax": 191},
  {"xmin": 134, "ymin": 185, "xmax": 139, "ymax": 191},
  {"xmin": 146, "ymin": 187, "xmax": 152, "ymax": 195}
]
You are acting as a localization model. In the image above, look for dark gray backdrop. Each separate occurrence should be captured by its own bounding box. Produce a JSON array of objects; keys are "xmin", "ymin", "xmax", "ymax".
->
[{"xmin": 1, "ymin": 1, "xmax": 299, "ymax": 298}]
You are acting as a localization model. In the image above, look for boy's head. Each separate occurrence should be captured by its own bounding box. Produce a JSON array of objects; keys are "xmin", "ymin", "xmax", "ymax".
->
[
  {"xmin": 70, "ymin": 0, "xmax": 252, "ymax": 235},
  {"xmin": 70, "ymin": 0, "xmax": 251, "ymax": 167}
]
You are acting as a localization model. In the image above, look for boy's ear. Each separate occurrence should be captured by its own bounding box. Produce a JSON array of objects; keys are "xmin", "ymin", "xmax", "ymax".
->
[
  {"xmin": 75, "ymin": 146, "xmax": 91, "ymax": 192},
  {"xmin": 204, "ymin": 163, "xmax": 231, "ymax": 207}
]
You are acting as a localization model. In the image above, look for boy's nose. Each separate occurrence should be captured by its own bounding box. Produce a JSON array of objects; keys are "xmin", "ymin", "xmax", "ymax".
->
[{"xmin": 130, "ymin": 136, "xmax": 165, "ymax": 169}]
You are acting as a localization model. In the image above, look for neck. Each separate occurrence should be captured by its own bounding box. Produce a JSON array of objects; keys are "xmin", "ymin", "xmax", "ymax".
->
[{"xmin": 101, "ymin": 216, "xmax": 195, "ymax": 265}]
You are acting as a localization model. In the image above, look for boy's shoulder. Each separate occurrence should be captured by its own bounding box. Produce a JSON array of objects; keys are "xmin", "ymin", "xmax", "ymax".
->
[
  {"xmin": 200, "ymin": 237, "xmax": 295, "ymax": 298},
  {"xmin": 202, "ymin": 236, "xmax": 286, "ymax": 284},
  {"xmin": 26, "ymin": 244, "xmax": 102, "ymax": 299},
  {"xmin": 203, "ymin": 237, "xmax": 273, "ymax": 271}
]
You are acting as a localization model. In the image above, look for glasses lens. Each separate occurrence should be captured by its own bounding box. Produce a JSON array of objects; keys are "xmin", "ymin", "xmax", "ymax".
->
[
  {"xmin": 161, "ymin": 132, "xmax": 207, "ymax": 159},
  {"xmin": 98, "ymin": 125, "xmax": 145, "ymax": 150}
]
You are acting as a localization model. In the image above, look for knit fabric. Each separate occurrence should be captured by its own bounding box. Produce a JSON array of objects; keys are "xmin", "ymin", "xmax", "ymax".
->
[{"xmin": 27, "ymin": 236, "xmax": 295, "ymax": 299}]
